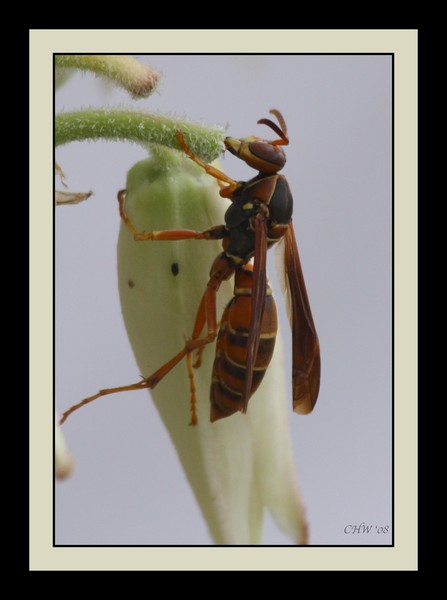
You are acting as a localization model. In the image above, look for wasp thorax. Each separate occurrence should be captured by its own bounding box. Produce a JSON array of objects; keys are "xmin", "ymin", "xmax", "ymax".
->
[{"xmin": 225, "ymin": 136, "xmax": 286, "ymax": 174}]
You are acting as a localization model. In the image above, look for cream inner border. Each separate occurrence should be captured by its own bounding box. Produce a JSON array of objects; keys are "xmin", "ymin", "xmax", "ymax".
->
[{"xmin": 30, "ymin": 29, "xmax": 417, "ymax": 571}]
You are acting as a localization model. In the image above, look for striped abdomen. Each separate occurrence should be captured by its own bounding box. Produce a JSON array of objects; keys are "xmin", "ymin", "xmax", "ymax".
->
[{"xmin": 210, "ymin": 267, "xmax": 277, "ymax": 422}]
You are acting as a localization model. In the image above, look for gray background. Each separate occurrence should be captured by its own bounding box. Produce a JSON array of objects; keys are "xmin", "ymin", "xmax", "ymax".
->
[{"xmin": 55, "ymin": 55, "xmax": 392, "ymax": 545}]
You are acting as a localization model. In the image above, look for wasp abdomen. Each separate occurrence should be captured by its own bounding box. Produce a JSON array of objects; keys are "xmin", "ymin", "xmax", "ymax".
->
[{"xmin": 210, "ymin": 269, "xmax": 277, "ymax": 422}]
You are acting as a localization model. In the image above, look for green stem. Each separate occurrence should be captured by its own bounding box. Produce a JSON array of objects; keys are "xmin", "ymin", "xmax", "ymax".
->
[
  {"xmin": 55, "ymin": 55, "xmax": 160, "ymax": 98},
  {"xmin": 55, "ymin": 110, "xmax": 225, "ymax": 163}
]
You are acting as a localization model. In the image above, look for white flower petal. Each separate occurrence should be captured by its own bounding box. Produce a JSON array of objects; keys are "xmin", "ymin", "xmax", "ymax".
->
[{"xmin": 117, "ymin": 156, "xmax": 307, "ymax": 544}]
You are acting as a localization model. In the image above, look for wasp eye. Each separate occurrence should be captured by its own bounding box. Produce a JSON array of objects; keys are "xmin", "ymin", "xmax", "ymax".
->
[{"xmin": 249, "ymin": 141, "xmax": 286, "ymax": 168}]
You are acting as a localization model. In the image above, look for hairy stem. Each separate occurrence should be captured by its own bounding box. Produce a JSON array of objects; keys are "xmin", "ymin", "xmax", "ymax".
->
[
  {"xmin": 55, "ymin": 55, "xmax": 160, "ymax": 98},
  {"xmin": 55, "ymin": 109, "xmax": 225, "ymax": 162}
]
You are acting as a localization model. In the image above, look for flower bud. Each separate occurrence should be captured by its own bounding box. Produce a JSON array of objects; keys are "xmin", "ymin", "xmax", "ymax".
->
[{"xmin": 117, "ymin": 154, "xmax": 308, "ymax": 544}]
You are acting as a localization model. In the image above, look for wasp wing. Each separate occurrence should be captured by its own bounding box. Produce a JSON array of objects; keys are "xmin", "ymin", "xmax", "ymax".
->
[
  {"xmin": 282, "ymin": 222, "xmax": 320, "ymax": 414},
  {"xmin": 242, "ymin": 214, "xmax": 268, "ymax": 412}
]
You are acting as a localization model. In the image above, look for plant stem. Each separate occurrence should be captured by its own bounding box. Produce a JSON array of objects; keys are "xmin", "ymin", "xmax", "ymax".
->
[
  {"xmin": 55, "ymin": 55, "xmax": 160, "ymax": 98},
  {"xmin": 55, "ymin": 110, "xmax": 225, "ymax": 163}
]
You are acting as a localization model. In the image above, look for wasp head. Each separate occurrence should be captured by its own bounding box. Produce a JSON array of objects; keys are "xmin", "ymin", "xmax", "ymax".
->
[{"xmin": 224, "ymin": 109, "xmax": 289, "ymax": 175}]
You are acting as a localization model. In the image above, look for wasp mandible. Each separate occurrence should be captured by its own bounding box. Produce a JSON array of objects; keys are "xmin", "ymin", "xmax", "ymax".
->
[{"xmin": 60, "ymin": 110, "xmax": 320, "ymax": 426}]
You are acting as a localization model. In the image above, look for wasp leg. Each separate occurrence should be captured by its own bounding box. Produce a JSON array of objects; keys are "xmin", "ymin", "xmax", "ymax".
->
[
  {"xmin": 145, "ymin": 279, "xmax": 220, "ymax": 425},
  {"xmin": 117, "ymin": 190, "xmax": 228, "ymax": 242},
  {"xmin": 193, "ymin": 319, "xmax": 221, "ymax": 369},
  {"xmin": 59, "ymin": 379, "xmax": 150, "ymax": 425},
  {"xmin": 60, "ymin": 265, "xmax": 228, "ymax": 427},
  {"xmin": 176, "ymin": 131, "xmax": 239, "ymax": 198}
]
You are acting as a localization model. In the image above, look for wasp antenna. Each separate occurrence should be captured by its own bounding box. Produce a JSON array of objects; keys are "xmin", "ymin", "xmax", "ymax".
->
[
  {"xmin": 269, "ymin": 109, "xmax": 288, "ymax": 137},
  {"xmin": 257, "ymin": 110, "xmax": 289, "ymax": 146}
]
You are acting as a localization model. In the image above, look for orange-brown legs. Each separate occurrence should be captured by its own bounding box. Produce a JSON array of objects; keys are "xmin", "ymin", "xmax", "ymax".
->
[
  {"xmin": 192, "ymin": 319, "xmax": 221, "ymax": 369},
  {"xmin": 118, "ymin": 190, "xmax": 228, "ymax": 243},
  {"xmin": 60, "ymin": 145, "xmax": 240, "ymax": 427},
  {"xmin": 175, "ymin": 132, "xmax": 239, "ymax": 200},
  {"xmin": 144, "ymin": 278, "xmax": 220, "ymax": 425},
  {"xmin": 59, "ymin": 266, "xmax": 228, "ymax": 427},
  {"xmin": 186, "ymin": 352, "xmax": 198, "ymax": 426},
  {"xmin": 59, "ymin": 379, "xmax": 152, "ymax": 425}
]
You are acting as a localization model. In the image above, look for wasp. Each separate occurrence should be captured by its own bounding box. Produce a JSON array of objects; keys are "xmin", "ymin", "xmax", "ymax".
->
[{"xmin": 60, "ymin": 110, "xmax": 320, "ymax": 426}]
